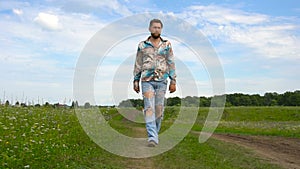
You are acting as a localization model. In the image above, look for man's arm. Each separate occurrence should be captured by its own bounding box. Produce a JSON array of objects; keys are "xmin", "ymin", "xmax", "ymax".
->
[
  {"xmin": 166, "ymin": 41, "xmax": 176, "ymax": 93},
  {"xmin": 133, "ymin": 44, "xmax": 142, "ymax": 93}
]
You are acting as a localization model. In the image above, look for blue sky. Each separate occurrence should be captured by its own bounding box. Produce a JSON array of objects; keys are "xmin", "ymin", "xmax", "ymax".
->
[{"xmin": 0, "ymin": 0, "xmax": 299, "ymax": 105}]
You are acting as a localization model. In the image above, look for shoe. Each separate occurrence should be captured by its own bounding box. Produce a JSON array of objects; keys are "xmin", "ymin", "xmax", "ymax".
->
[{"xmin": 147, "ymin": 140, "xmax": 157, "ymax": 147}]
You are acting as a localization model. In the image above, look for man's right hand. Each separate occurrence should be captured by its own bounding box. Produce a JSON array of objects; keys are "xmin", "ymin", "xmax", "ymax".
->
[{"xmin": 133, "ymin": 80, "xmax": 140, "ymax": 93}]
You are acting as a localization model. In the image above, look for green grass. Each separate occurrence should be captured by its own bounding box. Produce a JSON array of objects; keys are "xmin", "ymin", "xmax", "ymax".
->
[
  {"xmin": 1, "ymin": 106, "xmax": 299, "ymax": 168},
  {"xmin": 0, "ymin": 106, "xmax": 124, "ymax": 168},
  {"xmin": 191, "ymin": 106, "xmax": 300, "ymax": 138},
  {"xmin": 152, "ymin": 134, "xmax": 281, "ymax": 169},
  {"xmin": 221, "ymin": 106, "xmax": 300, "ymax": 121}
]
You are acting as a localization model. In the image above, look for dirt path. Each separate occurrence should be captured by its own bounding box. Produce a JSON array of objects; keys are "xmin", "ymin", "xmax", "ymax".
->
[
  {"xmin": 124, "ymin": 126, "xmax": 155, "ymax": 169},
  {"xmin": 209, "ymin": 133, "xmax": 300, "ymax": 169},
  {"xmin": 127, "ymin": 128, "xmax": 300, "ymax": 169},
  {"xmin": 121, "ymin": 118, "xmax": 300, "ymax": 169}
]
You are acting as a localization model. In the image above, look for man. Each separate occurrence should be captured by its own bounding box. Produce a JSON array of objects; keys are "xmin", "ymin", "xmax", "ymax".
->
[{"xmin": 133, "ymin": 19, "xmax": 176, "ymax": 147}]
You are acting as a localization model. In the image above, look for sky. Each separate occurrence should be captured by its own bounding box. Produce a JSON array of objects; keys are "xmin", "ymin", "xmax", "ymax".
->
[{"xmin": 0, "ymin": 0, "xmax": 299, "ymax": 105}]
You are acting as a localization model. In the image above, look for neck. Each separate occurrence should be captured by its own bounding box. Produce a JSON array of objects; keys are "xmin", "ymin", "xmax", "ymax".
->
[{"xmin": 150, "ymin": 36, "xmax": 161, "ymax": 44}]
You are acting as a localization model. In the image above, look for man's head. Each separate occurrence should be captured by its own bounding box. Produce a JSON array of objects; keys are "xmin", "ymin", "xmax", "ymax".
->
[{"xmin": 149, "ymin": 19, "xmax": 163, "ymax": 39}]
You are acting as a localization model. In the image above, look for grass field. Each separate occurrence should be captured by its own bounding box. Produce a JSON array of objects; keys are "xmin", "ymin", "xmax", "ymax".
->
[
  {"xmin": 1, "ymin": 106, "xmax": 299, "ymax": 168},
  {"xmin": 190, "ymin": 106, "xmax": 300, "ymax": 138}
]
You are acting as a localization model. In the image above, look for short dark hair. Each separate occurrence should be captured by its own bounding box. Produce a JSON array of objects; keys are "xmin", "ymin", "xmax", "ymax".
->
[{"xmin": 149, "ymin": 19, "xmax": 163, "ymax": 28}]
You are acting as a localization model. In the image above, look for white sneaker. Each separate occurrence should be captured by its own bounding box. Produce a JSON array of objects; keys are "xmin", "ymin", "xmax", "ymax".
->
[{"xmin": 147, "ymin": 140, "xmax": 157, "ymax": 147}]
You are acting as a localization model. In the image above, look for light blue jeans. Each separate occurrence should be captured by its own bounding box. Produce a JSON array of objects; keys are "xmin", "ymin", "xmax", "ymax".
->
[{"xmin": 141, "ymin": 80, "xmax": 167, "ymax": 144}]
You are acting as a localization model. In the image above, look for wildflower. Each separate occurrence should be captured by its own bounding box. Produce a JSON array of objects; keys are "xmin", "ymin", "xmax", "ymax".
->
[
  {"xmin": 24, "ymin": 165, "xmax": 30, "ymax": 168},
  {"xmin": 9, "ymin": 116, "xmax": 16, "ymax": 120}
]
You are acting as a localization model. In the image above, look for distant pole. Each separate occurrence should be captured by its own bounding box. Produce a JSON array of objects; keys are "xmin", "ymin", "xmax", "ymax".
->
[
  {"xmin": 3, "ymin": 91, "xmax": 5, "ymax": 103},
  {"xmin": 22, "ymin": 91, "xmax": 24, "ymax": 103}
]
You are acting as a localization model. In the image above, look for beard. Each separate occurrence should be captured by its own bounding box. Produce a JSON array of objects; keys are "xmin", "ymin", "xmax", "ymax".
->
[{"xmin": 151, "ymin": 33, "xmax": 161, "ymax": 39}]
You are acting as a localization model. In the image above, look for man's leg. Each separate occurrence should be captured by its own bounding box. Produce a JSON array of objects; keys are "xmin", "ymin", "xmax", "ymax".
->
[
  {"xmin": 155, "ymin": 80, "xmax": 167, "ymax": 133},
  {"xmin": 141, "ymin": 81, "xmax": 158, "ymax": 144}
]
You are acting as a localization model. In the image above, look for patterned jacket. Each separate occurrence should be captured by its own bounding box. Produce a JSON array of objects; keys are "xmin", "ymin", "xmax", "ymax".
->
[{"xmin": 133, "ymin": 36, "xmax": 176, "ymax": 84}]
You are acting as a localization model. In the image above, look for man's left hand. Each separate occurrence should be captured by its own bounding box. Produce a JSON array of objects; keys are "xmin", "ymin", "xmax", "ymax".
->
[{"xmin": 169, "ymin": 84, "xmax": 176, "ymax": 93}]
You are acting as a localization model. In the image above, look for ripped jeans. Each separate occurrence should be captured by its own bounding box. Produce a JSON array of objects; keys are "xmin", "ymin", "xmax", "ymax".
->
[{"xmin": 141, "ymin": 80, "xmax": 167, "ymax": 144}]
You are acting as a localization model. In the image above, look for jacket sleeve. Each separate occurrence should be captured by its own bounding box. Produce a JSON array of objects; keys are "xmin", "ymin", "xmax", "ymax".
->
[
  {"xmin": 133, "ymin": 43, "xmax": 142, "ymax": 81},
  {"xmin": 166, "ymin": 41, "xmax": 176, "ymax": 84}
]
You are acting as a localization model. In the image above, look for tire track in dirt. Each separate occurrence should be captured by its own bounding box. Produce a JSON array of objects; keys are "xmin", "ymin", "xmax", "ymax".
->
[{"xmin": 207, "ymin": 133, "xmax": 300, "ymax": 169}]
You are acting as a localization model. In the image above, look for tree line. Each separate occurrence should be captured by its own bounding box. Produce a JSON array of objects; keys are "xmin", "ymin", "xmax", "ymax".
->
[
  {"xmin": 118, "ymin": 90, "xmax": 300, "ymax": 107},
  {"xmin": 1, "ymin": 100, "xmax": 114, "ymax": 109},
  {"xmin": 2, "ymin": 90, "xmax": 299, "ymax": 108}
]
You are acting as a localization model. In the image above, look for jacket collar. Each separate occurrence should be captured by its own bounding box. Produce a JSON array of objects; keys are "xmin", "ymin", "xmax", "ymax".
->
[{"xmin": 144, "ymin": 36, "xmax": 167, "ymax": 45}]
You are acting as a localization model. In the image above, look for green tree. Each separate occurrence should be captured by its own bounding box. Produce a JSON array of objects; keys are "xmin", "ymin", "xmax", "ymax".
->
[
  {"xmin": 84, "ymin": 102, "xmax": 91, "ymax": 109},
  {"xmin": 5, "ymin": 100, "xmax": 9, "ymax": 106},
  {"xmin": 182, "ymin": 96, "xmax": 199, "ymax": 107},
  {"xmin": 200, "ymin": 97, "xmax": 210, "ymax": 107},
  {"xmin": 119, "ymin": 100, "xmax": 132, "ymax": 107},
  {"xmin": 166, "ymin": 97, "xmax": 181, "ymax": 106},
  {"xmin": 264, "ymin": 92, "xmax": 278, "ymax": 106}
]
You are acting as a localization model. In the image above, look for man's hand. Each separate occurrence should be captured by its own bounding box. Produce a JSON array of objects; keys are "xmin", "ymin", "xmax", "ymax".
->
[
  {"xmin": 169, "ymin": 83, "xmax": 176, "ymax": 93},
  {"xmin": 133, "ymin": 80, "xmax": 140, "ymax": 93}
]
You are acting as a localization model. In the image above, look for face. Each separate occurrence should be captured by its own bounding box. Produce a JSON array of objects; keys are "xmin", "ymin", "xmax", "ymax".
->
[{"xmin": 149, "ymin": 22, "xmax": 162, "ymax": 39}]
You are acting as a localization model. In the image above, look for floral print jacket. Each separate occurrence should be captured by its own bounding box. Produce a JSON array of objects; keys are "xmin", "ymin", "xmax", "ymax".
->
[{"xmin": 133, "ymin": 36, "xmax": 176, "ymax": 84}]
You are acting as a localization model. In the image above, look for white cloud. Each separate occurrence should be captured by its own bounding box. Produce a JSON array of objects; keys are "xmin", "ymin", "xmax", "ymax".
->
[
  {"xmin": 225, "ymin": 77, "xmax": 300, "ymax": 95},
  {"xmin": 107, "ymin": 0, "xmax": 132, "ymax": 16},
  {"xmin": 0, "ymin": 4, "xmax": 108, "ymax": 104},
  {"xmin": 12, "ymin": 8, "xmax": 23, "ymax": 15},
  {"xmin": 34, "ymin": 12, "xmax": 62, "ymax": 30},
  {"xmin": 188, "ymin": 5, "xmax": 269, "ymax": 25},
  {"xmin": 233, "ymin": 25, "xmax": 299, "ymax": 58},
  {"xmin": 56, "ymin": 0, "xmax": 132, "ymax": 17},
  {"xmin": 84, "ymin": 0, "xmax": 132, "ymax": 16},
  {"xmin": 180, "ymin": 5, "xmax": 300, "ymax": 59}
]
